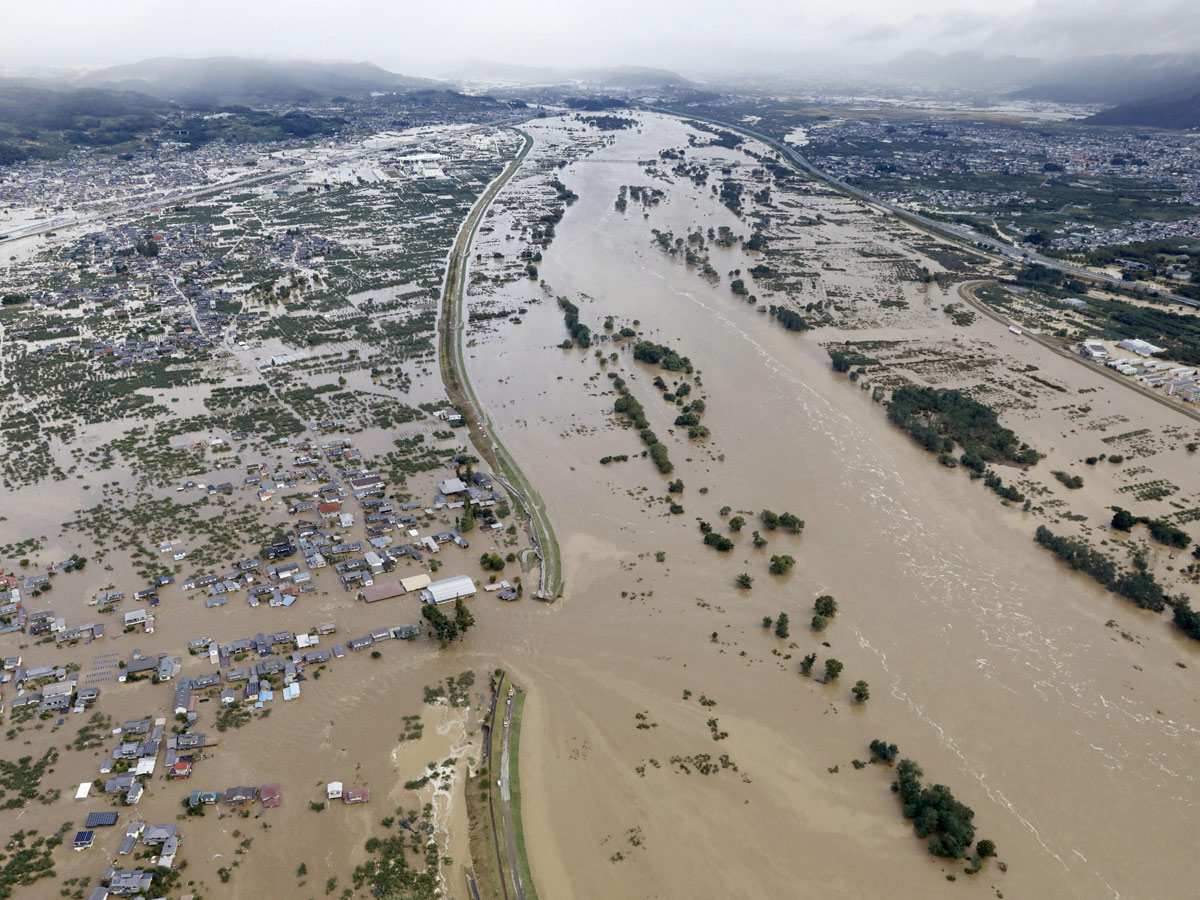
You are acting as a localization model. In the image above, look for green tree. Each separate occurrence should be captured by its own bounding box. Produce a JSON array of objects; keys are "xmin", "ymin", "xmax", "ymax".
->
[
  {"xmin": 454, "ymin": 599, "xmax": 475, "ymax": 637},
  {"xmin": 976, "ymin": 839, "xmax": 997, "ymax": 858},
  {"xmin": 852, "ymin": 680, "xmax": 870, "ymax": 702},
  {"xmin": 761, "ymin": 510, "xmax": 780, "ymax": 530},
  {"xmin": 811, "ymin": 614, "xmax": 827, "ymax": 631},
  {"xmin": 729, "ymin": 516, "xmax": 745, "ymax": 531},
  {"xmin": 1110, "ymin": 507, "xmax": 1135, "ymax": 531},
  {"xmin": 774, "ymin": 612, "xmax": 789, "ymax": 638},
  {"xmin": 460, "ymin": 507, "xmax": 476, "ymax": 533},
  {"xmin": 814, "ymin": 595, "xmax": 838, "ymax": 618},
  {"xmin": 769, "ymin": 555, "xmax": 795, "ymax": 575},
  {"xmin": 422, "ymin": 605, "xmax": 460, "ymax": 646},
  {"xmin": 869, "ymin": 740, "xmax": 898, "ymax": 763},
  {"xmin": 824, "ymin": 658, "xmax": 843, "ymax": 682},
  {"xmin": 778, "ymin": 512, "xmax": 804, "ymax": 533},
  {"xmin": 761, "ymin": 616, "xmax": 773, "ymax": 629},
  {"xmin": 735, "ymin": 573, "xmax": 753, "ymax": 589},
  {"xmin": 752, "ymin": 530, "xmax": 767, "ymax": 548},
  {"xmin": 800, "ymin": 654, "xmax": 817, "ymax": 676}
]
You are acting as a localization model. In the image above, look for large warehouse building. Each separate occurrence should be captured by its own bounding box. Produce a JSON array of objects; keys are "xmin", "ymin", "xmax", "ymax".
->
[{"xmin": 420, "ymin": 575, "xmax": 477, "ymax": 606}]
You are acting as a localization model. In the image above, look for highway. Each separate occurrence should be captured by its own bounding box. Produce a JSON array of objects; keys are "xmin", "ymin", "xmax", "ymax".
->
[{"xmin": 654, "ymin": 108, "xmax": 1200, "ymax": 310}]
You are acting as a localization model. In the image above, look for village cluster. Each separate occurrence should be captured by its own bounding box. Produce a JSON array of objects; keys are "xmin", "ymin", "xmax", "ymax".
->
[{"xmin": 798, "ymin": 114, "xmax": 1200, "ymax": 252}]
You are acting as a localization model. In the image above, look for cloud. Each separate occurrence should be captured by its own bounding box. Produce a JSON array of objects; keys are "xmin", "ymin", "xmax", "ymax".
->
[{"xmin": 0, "ymin": 0, "xmax": 1196, "ymax": 77}]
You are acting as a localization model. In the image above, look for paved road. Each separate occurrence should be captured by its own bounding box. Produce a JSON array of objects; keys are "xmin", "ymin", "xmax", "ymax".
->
[
  {"xmin": 653, "ymin": 109, "xmax": 1200, "ymax": 310},
  {"xmin": 498, "ymin": 690, "xmax": 526, "ymax": 900},
  {"xmin": 481, "ymin": 681, "xmax": 510, "ymax": 900}
]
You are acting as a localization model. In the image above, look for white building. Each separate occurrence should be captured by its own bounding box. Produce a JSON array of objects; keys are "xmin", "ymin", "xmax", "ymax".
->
[
  {"xmin": 1118, "ymin": 338, "xmax": 1165, "ymax": 357},
  {"xmin": 420, "ymin": 575, "xmax": 477, "ymax": 606}
]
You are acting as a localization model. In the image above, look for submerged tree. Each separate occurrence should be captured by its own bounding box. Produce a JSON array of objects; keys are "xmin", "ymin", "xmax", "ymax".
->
[
  {"xmin": 774, "ymin": 612, "xmax": 790, "ymax": 639},
  {"xmin": 769, "ymin": 555, "xmax": 795, "ymax": 575}
]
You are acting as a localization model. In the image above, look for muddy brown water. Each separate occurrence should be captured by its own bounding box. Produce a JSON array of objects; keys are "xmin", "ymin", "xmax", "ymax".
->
[
  {"xmin": 457, "ymin": 114, "xmax": 1200, "ymax": 900},
  {"xmin": 5, "ymin": 112, "xmax": 1199, "ymax": 900}
]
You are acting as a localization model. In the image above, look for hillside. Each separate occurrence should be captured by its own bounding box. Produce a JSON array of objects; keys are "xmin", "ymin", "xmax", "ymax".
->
[
  {"xmin": 1085, "ymin": 89, "xmax": 1200, "ymax": 129},
  {"xmin": 0, "ymin": 81, "xmax": 173, "ymax": 164},
  {"xmin": 77, "ymin": 57, "xmax": 439, "ymax": 105}
]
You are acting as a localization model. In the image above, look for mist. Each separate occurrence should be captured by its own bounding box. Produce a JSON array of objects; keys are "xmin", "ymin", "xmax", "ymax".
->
[{"xmin": 4, "ymin": 0, "xmax": 1200, "ymax": 80}]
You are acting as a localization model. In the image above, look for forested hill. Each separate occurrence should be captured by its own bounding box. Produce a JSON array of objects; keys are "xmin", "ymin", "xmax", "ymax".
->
[{"xmin": 1085, "ymin": 89, "xmax": 1200, "ymax": 129}]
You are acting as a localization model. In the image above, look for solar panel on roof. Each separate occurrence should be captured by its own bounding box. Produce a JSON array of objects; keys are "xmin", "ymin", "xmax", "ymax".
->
[{"xmin": 85, "ymin": 811, "xmax": 119, "ymax": 827}]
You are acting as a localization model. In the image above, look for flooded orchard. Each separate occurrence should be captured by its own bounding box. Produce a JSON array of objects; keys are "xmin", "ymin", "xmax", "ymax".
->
[{"xmin": 459, "ymin": 113, "xmax": 1200, "ymax": 899}]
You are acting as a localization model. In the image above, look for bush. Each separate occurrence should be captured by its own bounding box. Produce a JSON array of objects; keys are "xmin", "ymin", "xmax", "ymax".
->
[
  {"xmin": 870, "ymin": 740, "xmax": 899, "ymax": 763},
  {"xmin": 703, "ymin": 532, "xmax": 734, "ymax": 552},
  {"xmin": 1111, "ymin": 507, "xmax": 1136, "ymax": 531},
  {"xmin": 774, "ymin": 613, "xmax": 789, "ymax": 638},
  {"xmin": 1053, "ymin": 470, "xmax": 1084, "ymax": 489},
  {"xmin": 811, "ymin": 614, "xmax": 827, "ymax": 631},
  {"xmin": 769, "ymin": 555, "xmax": 795, "ymax": 575},
  {"xmin": 1147, "ymin": 519, "xmax": 1190, "ymax": 550}
]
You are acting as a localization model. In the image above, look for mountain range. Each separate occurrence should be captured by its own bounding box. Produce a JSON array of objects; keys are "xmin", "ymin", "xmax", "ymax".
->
[
  {"xmin": 74, "ymin": 57, "xmax": 439, "ymax": 106},
  {"xmin": 879, "ymin": 51, "xmax": 1200, "ymax": 128},
  {"xmin": 441, "ymin": 61, "xmax": 693, "ymax": 90}
]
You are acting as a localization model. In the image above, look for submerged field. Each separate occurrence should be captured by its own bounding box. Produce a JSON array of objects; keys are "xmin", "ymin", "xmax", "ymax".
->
[{"xmin": 3, "ymin": 109, "xmax": 1200, "ymax": 900}]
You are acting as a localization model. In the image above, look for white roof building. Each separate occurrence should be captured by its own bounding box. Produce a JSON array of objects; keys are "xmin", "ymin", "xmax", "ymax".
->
[
  {"xmin": 420, "ymin": 575, "xmax": 477, "ymax": 606},
  {"xmin": 1118, "ymin": 338, "xmax": 1165, "ymax": 357}
]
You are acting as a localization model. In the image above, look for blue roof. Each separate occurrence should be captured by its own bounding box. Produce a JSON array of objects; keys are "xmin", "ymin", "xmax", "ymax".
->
[{"xmin": 85, "ymin": 811, "xmax": 119, "ymax": 827}]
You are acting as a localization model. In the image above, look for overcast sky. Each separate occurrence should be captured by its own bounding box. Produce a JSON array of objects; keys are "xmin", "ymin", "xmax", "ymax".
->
[{"xmin": 4, "ymin": 0, "xmax": 1199, "ymax": 76}]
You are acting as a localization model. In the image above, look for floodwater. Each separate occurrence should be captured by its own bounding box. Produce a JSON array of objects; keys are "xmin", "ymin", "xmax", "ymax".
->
[
  {"xmin": 457, "ymin": 114, "xmax": 1200, "ymax": 899},
  {"xmin": 5, "ymin": 111, "xmax": 1199, "ymax": 900}
]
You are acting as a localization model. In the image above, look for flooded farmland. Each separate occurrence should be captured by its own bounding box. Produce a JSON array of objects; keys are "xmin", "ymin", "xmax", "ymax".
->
[{"xmin": 2, "ymin": 106, "xmax": 1198, "ymax": 900}]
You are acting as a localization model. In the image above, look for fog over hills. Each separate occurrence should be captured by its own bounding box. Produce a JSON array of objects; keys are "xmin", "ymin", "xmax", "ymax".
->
[
  {"xmin": 75, "ymin": 57, "xmax": 441, "ymax": 106},
  {"xmin": 877, "ymin": 50, "xmax": 1200, "ymax": 107}
]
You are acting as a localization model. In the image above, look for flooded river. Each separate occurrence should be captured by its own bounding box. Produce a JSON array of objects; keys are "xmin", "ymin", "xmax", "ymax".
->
[{"xmin": 459, "ymin": 114, "xmax": 1200, "ymax": 900}]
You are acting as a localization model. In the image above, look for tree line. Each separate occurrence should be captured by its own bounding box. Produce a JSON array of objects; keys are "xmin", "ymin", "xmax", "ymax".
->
[
  {"xmin": 1034, "ymin": 525, "xmax": 1173, "ymax": 614},
  {"xmin": 611, "ymin": 376, "xmax": 673, "ymax": 474},
  {"xmin": 557, "ymin": 297, "xmax": 592, "ymax": 348}
]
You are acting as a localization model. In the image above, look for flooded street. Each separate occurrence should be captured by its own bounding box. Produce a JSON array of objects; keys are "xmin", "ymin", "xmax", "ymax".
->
[{"xmin": 460, "ymin": 114, "xmax": 1200, "ymax": 899}]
